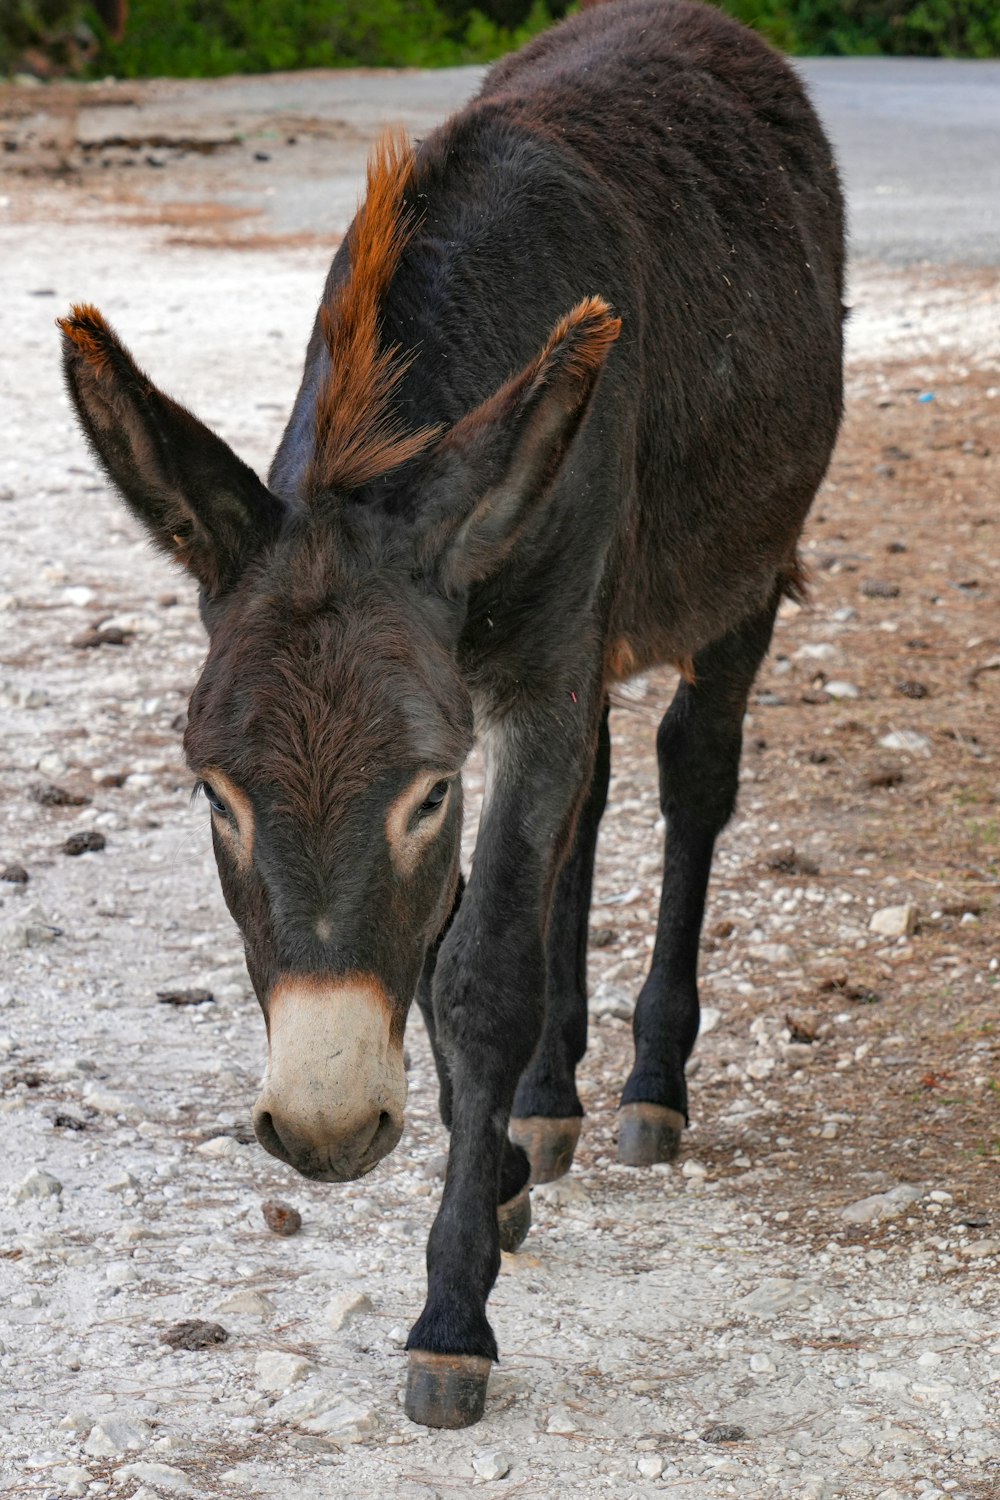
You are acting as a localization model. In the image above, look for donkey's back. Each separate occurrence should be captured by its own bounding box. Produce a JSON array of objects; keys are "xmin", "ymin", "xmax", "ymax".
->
[{"xmin": 297, "ymin": 0, "xmax": 845, "ymax": 672}]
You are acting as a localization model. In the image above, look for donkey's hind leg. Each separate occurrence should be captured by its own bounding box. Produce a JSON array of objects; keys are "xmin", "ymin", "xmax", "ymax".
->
[
  {"xmin": 510, "ymin": 701, "xmax": 611, "ymax": 1183},
  {"xmin": 618, "ymin": 597, "xmax": 781, "ymax": 1165}
]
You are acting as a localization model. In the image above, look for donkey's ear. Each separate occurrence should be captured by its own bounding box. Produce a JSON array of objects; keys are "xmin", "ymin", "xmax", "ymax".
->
[
  {"xmin": 59, "ymin": 304, "xmax": 286, "ymax": 598},
  {"xmin": 418, "ymin": 296, "xmax": 620, "ymax": 594}
]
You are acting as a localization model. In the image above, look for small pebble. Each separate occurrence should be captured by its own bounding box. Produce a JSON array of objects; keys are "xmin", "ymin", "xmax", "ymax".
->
[
  {"xmin": 61, "ymin": 830, "xmax": 106, "ymax": 856},
  {"xmin": 156, "ymin": 987, "xmax": 214, "ymax": 1007},
  {"xmin": 869, "ymin": 903, "xmax": 918, "ymax": 937},
  {"xmin": 254, "ymin": 1350, "xmax": 315, "ymax": 1391},
  {"xmin": 13, "ymin": 1167, "xmax": 63, "ymax": 1202},
  {"xmin": 702, "ymin": 1423, "xmax": 748, "ymax": 1443},
  {"xmin": 472, "ymin": 1449, "xmax": 512, "ymax": 1481},
  {"xmin": 159, "ymin": 1320, "xmax": 228, "ymax": 1350},
  {"xmin": 262, "ymin": 1199, "xmax": 302, "ymax": 1236},
  {"xmin": 326, "ymin": 1290, "xmax": 372, "ymax": 1331}
]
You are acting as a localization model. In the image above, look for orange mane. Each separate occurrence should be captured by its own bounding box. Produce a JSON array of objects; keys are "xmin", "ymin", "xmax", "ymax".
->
[{"xmin": 306, "ymin": 130, "xmax": 441, "ymax": 495}]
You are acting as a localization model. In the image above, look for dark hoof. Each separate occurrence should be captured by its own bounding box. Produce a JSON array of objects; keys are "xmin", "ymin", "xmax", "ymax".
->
[
  {"xmin": 617, "ymin": 1103, "xmax": 685, "ymax": 1166},
  {"xmin": 497, "ymin": 1184, "xmax": 531, "ymax": 1253},
  {"xmin": 404, "ymin": 1350, "xmax": 492, "ymax": 1428},
  {"xmin": 509, "ymin": 1115, "xmax": 582, "ymax": 1184}
]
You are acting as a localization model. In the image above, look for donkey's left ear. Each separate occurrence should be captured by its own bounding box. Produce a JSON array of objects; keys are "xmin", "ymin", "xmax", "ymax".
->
[
  {"xmin": 59, "ymin": 304, "xmax": 286, "ymax": 598},
  {"xmin": 416, "ymin": 296, "xmax": 621, "ymax": 594}
]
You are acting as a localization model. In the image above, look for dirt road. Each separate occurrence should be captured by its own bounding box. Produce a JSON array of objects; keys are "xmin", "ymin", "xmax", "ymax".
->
[{"xmin": 1, "ymin": 63, "xmax": 998, "ymax": 1500}]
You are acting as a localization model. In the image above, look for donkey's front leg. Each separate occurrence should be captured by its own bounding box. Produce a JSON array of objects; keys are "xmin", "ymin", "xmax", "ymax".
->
[{"xmin": 405, "ymin": 702, "xmax": 600, "ymax": 1428}]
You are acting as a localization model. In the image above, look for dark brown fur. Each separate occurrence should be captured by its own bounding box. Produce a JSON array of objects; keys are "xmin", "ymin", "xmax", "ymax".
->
[{"xmin": 60, "ymin": 0, "xmax": 845, "ymax": 1424}]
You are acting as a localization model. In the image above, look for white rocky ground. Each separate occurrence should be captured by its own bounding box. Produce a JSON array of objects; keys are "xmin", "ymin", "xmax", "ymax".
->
[{"xmin": 1, "ymin": 189, "xmax": 998, "ymax": 1500}]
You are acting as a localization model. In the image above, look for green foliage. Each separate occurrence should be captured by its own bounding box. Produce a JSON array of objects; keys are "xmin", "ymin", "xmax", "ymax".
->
[
  {"xmin": 85, "ymin": 0, "xmax": 558, "ymax": 76},
  {"xmin": 714, "ymin": 0, "xmax": 1000, "ymax": 57},
  {"xmin": 3, "ymin": 0, "xmax": 999, "ymax": 77},
  {"xmin": 0, "ymin": 0, "xmax": 80, "ymax": 70}
]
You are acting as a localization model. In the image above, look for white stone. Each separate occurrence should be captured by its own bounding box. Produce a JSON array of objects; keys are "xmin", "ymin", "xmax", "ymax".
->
[
  {"xmin": 0, "ymin": 911, "xmax": 63, "ymax": 951},
  {"xmin": 699, "ymin": 1007, "xmax": 721, "ymax": 1035},
  {"xmin": 101, "ymin": 611, "xmax": 159, "ymax": 635},
  {"xmin": 746, "ymin": 1056, "xmax": 776, "ymax": 1079},
  {"xmin": 46, "ymin": 1464, "xmax": 91, "ymax": 1488},
  {"xmin": 838, "ymin": 1437, "xmax": 872, "ymax": 1459},
  {"xmin": 869, "ymin": 903, "xmax": 918, "ymax": 937},
  {"xmin": 917, "ymin": 1350, "xmax": 942, "ymax": 1366},
  {"xmin": 794, "ymin": 643, "xmax": 838, "ymax": 661},
  {"xmin": 48, "ymin": 1466, "xmax": 92, "ymax": 1493},
  {"xmin": 869, "ymin": 1369, "xmax": 909, "ymax": 1391},
  {"xmin": 214, "ymin": 1290, "xmax": 274, "ymax": 1318},
  {"xmin": 546, "ymin": 1407, "xmax": 578, "ymax": 1434},
  {"xmin": 195, "ymin": 1134, "xmax": 248, "ymax": 1158},
  {"xmin": 533, "ymin": 1177, "xmax": 591, "ymax": 1210},
  {"xmin": 738, "ymin": 1278, "xmax": 817, "ymax": 1317},
  {"xmin": 962, "ymin": 1239, "xmax": 1000, "ymax": 1258},
  {"xmin": 473, "ymin": 1449, "xmax": 512, "ymax": 1480},
  {"xmin": 878, "ymin": 730, "xmax": 931, "ymax": 756},
  {"xmin": 824, "ymin": 680, "xmax": 860, "ymax": 700},
  {"xmin": 299, "ymin": 1397, "xmax": 376, "ymax": 1442},
  {"xmin": 841, "ymin": 1193, "xmax": 892, "ymax": 1223},
  {"xmin": 589, "ymin": 983, "xmax": 633, "ymax": 1019},
  {"xmin": 749, "ymin": 942, "xmax": 796, "ymax": 965},
  {"xmin": 254, "ymin": 1350, "xmax": 316, "ymax": 1392},
  {"xmin": 106, "ymin": 1263, "xmax": 141, "ymax": 1286},
  {"xmin": 13, "ymin": 1168, "xmax": 63, "ymax": 1202},
  {"xmin": 82, "ymin": 1085, "xmax": 144, "ymax": 1120},
  {"xmin": 59, "ymin": 1411, "xmax": 92, "ymax": 1433},
  {"xmin": 636, "ymin": 1455, "xmax": 664, "ymax": 1479},
  {"xmin": 83, "ymin": 1414, "xmax": 150, "ymax": 1456},
  {"xmin": 104, "ymin": 1169, "xmax": 142, "ymax": 1194},
  {"xmin": 326, "ymin": 1290, "xmax": 372, "ymax": 1331},
  {"xmin": 681, "ymin": 1160, "xmax": 707, "ymax": 1178},
  {"xmin": 114, "ymin": 1464, "xmax": 195, "ymax": 1495},
  {"xmin": 749, "ymin": 1352, "xmax": 775, "ymax": 1373}
]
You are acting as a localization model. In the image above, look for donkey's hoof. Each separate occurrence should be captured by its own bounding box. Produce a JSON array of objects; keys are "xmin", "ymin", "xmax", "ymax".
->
[
  {"xmin": 617, "ymin": 1103, "xmax": 685, "ymax": 1166},
  {"xmin": 509, "ymin": 1115, "xmax": 582, "ymax": 1183},
  {"xmin": 405, "ymin": 1350, "xmax": 492, "ymax": 1428},
  {"xmin": 497, "ymin": 1184, "xmax": 531, "ymax": 1253}
]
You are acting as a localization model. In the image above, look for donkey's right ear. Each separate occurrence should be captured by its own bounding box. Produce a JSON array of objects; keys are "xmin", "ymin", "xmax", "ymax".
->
[{"xmin": 59, "ymin": 304, "xmax": 286, "ymax": 598}]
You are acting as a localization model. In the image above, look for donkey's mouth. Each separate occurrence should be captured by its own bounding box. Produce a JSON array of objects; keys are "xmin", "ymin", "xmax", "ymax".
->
[{"xmin": 253, "ymin": 1103, "xmax": 404, "ymax": 1182}]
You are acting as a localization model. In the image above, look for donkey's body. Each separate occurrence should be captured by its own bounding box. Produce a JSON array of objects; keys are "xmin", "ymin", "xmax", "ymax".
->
[
  {"xmin": 276, "ymin": 0, "xmax": 842, "ymax": 675},
  {"xmin": 61, "ymin": 0, "xmax": 844, "ymax": 1429}
]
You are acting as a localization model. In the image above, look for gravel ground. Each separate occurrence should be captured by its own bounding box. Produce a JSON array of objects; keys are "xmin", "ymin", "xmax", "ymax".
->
[{"xmin": 1, "ymin": 77, "xmax": 998, "ymax": 1500}]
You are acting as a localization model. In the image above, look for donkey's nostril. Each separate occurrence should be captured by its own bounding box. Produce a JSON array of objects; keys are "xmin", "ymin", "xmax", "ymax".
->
[
  {"xmin": 254, "ymin": 1109, "xmax": 289, "ymax": 1162},
  {"xmin": 370, "ymin": 1109, "xmax": 399, "ymax": 1158}
]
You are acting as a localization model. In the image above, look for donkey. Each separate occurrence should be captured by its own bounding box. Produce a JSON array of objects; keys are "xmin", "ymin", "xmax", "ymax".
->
[{"xmin": 60, "ymin": 0, "xmax": 844, "ymax": 1428}]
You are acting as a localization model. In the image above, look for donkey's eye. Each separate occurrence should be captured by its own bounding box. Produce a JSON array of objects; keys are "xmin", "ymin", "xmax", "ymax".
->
[
  {"xmin": 202, "ymin": 782, "xmax": 228, "ymax": 817},
  {"xmin": 418, "ymin": 779, "xmax": 450, "ymax": 816}
]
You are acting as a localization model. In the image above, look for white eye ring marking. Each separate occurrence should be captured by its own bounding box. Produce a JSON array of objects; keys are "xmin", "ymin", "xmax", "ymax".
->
[
  {"xmin": 384, "ymin": 772, "xmax": 453, "ymax": 877},
  {"xmin": 198, "ymin": 766, "xmax": 254, "ymax": 873}
]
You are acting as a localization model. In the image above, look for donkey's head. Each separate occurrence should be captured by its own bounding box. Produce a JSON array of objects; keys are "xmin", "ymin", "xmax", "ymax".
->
[{"xmin": 58, "ymin": 141, "xmax": 619, "ymax": 1184}]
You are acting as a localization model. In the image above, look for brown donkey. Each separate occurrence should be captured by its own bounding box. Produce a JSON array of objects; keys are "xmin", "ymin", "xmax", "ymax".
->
[{"xmin": 60, "ymin": 0, "xmax": 844, "ymax": 1428}]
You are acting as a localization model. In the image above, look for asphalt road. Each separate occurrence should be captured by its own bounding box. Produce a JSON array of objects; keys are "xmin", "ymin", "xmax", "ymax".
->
[
  {"xmin": 225, "ymin": 55, "xmax": 1000, "ymax": 265},
  {"xmin": 26, "ymin": 54, "xmax": 998, "ymax": 267},
  {"xmin": 797, "ymin": 58, "xmax": 1000, "ymax": 266}
]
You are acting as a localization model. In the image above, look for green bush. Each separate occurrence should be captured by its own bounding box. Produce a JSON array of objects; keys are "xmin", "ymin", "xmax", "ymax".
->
[
  {"xmin": 3, "ymin": 0, "xmax": 999, "ymax": 76},
  {"xmin": 87, "ymin": 0, "xmax": 557, "ymax": 75},
  {"xmin": 717, "ymin": 0, "xmax": 1000, "ymax": 56},
  {"xmin": 1, "ymin": 0, "xmax": 81, "ymax": 71}
]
